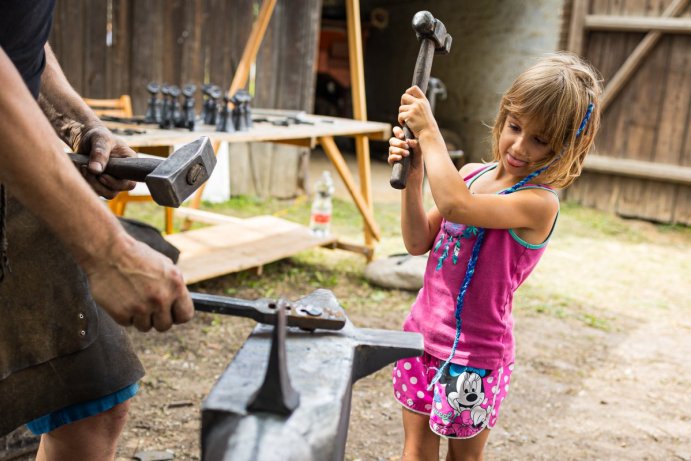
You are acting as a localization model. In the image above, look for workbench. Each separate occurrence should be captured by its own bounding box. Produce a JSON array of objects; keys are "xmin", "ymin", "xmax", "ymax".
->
[{"xmin": 110, "ymin": 111, "xmax": 391, "ymax": 284}]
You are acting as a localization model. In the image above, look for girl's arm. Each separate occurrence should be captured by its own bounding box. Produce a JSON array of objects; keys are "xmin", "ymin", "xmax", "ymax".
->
[
  {"xmin": 388, "ymin": 126, "xmax": 440, "ymax": 254},
  {"xmin": 399, "ymin": 87, "xmax": 558, "ymax": 233}
]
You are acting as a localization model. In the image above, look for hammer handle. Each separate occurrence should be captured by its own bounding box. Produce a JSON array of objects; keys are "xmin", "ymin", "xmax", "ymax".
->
[
  {"xmin": 390, "ymin": 39, "xmax": 436, "ymax": 190},
  {"xmin": 67, "ymin": 153, "xmax": 163, "ymax": 182}
]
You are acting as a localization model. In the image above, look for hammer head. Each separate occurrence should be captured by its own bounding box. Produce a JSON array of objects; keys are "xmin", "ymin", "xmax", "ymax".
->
[
  {"xmin": 145, "ymin": 136, "xmax": 216, "ymax": 208},
  {"xmin": 412, "ymin": 10, "xmax": 452, "ymax": 54}
]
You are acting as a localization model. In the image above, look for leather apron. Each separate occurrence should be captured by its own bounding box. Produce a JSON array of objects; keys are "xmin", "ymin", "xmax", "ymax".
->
[{"xmin": 0, "ymin": 196, "xmax": 144, "ymax": 436}]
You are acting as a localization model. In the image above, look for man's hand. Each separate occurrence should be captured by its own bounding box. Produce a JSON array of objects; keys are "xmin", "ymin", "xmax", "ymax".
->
[
  {"xmin": 84, "ymin": 232, "xmax": 194, "ymax": 332},
  {"xmin": 74, "ymin": 125, "xmax": 137, "ymax": 199}
]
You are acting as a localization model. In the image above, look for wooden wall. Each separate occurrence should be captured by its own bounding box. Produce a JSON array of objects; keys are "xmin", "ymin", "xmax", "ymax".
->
[
  {"xmin": 49, "ymin": 0, "xmax": 323, "ymax": 115},
  {"xmin": 563, "ymin": 0, "xmax": 691, "ymax": 225}
]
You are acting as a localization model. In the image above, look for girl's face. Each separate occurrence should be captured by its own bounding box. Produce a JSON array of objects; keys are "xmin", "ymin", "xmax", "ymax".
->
[{"xmin": 498, "ymin": 113, "xmax": 554, "ymax": 176}]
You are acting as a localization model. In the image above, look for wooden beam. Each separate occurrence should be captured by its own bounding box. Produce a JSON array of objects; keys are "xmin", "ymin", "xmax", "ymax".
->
[
  {"xmin": 346, "ymin": 0, "xmax": 376, "ymax": 252},
  {"xmin": 318, "ymin": 135, "xmax": 381, "ymax": 242},
  {"xmin": 583, "ymin": 154, "xmax": 691, "ymax": 186},
  {"xmin": 567, "ymin": 0, "xmax": 589, "ymax": 55},
  {"xmin": 601, "ymin": 0, "xmax": 690, "ymax": 112},
  {"xmin": 227, "ymin": 0, "xmax": 277, "ymax": 98},
  {"xmin": 585, "ymin": 15, "xmax": 691, "ymax": 33}
]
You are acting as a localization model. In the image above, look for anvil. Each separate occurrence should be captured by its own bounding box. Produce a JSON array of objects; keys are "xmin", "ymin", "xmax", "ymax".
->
[{"xmin": 200, "ymin": 289, "xmax": 423, "ymax": 461}]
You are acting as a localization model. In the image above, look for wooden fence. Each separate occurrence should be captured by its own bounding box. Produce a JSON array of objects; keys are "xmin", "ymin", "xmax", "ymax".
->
[
  {"xmin": 563, "ymin": 0, "xmax": 691, "ymax": 225},
  {"xmin": 49, "ymin": 0, "xmax": 322, "ymax": 114}
]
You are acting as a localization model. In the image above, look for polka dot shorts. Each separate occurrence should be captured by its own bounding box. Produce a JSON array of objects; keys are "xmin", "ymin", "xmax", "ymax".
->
[{"xmin": 392, "ymin": 353, "xmax": 513, "ymax": 439}]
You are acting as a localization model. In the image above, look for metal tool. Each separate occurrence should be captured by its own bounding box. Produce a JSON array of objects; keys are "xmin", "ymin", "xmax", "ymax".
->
[
  {"xmin": 192, "ymin": 289, "xmax": 346, "ymax": 331},
  {"xmin": 181, "ymin": 83, "xmax": 197, "ymax": 131},
  {"xmin": 200, "ymin": 289, "xmax": 424, "ymax": 461},
  {"xmin": 168, "ymin": 85, "xmax": 183, "ymax": 128},
  {"xmin": 67, "ymin": 136, "xmax": 216, "ymax": 208},
  {"xmin": 245, "ymin": 300, "xmax": 300, "ymax": 416},
  {"xmin": 159, "ymin": 84, "xmax": 172, "ymax": 129},
  {"xmin": 144, "ymin": 81, "xmax": 161, "ymax": 124},
  {"xmin": 390, "ymin": 10, "xmax": 452, "ymax": 190},
  {"xmin": 231, "ymin": 89, "xmax": 253, "ymax": 132},
  {"xmin": 204, "ymin": 85, "xmax": 222, "ymax": 126},
  {"xmin": 215, "ymin": 93, "xmax": 235, "ymax": 133}
]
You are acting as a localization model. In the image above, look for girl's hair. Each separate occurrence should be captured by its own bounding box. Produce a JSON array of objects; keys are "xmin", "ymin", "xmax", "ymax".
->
[{"xmin": 490, "ymin": 52, "xmax": 603, "ymax": 189}]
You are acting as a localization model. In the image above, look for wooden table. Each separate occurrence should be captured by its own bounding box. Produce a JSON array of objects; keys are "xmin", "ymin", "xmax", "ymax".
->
[{"xmin": 111, "ymin": 111, "xmax": 391, "ymax": 284}]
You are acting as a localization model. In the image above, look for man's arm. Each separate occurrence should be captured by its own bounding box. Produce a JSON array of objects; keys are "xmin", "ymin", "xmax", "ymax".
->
[
  {"xmin": 0, "ymin": 47, "xmax": 193, "ymax": 332},
  {"xmin": 39, "ymin": 43, "xmax": 135, "ymax": 198}
]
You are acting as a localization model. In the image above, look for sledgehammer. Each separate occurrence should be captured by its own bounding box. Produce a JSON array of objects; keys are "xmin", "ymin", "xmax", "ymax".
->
[
  {"xmin": 390, "ymin": 11, "xmax": 452, "ymax": 190},
  {"xmin": 68, "ymin": 136, "xmax": 216, "ymax": 207}
]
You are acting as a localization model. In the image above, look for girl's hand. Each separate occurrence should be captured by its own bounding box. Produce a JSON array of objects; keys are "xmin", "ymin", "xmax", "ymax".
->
[
  {"xmin": 387, "ymin": 126, "xmax": 422, "ymax": 170},
  {"xmin": 398, "ymin": 85, "xmax": 438, "ymax": 138}
]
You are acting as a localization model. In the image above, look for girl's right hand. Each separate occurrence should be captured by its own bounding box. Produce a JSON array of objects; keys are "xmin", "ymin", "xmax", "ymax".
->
[{"xmin": 387, "ymin": 125, "xmax": 420, "ymax": 166}]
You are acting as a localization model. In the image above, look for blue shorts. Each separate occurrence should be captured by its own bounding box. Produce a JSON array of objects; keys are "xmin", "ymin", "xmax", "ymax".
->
[{"xmin": 25, "ymin": 383, "xmax": 139, "ymax": 435}]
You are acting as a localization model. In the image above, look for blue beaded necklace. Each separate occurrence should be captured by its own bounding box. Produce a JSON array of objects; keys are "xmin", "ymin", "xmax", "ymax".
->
[{"xmin": 428, "ymin": 103, "xmax": 594, "ymax": 388}]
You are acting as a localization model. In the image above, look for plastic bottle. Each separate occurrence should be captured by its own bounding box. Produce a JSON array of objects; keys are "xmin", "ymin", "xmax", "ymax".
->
[{"xmin": 309, "ymin": 171, "xmax": 335, "ymax": 237}]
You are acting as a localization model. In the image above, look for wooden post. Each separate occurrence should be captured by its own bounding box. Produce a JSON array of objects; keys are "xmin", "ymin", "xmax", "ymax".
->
[
  {"xmin": 567, "ymin": 0, "xmax": 589, "ymax": 55},
  {"xmin": 318, "ymin": 136, "xmax": 381, "ymax": 242},
  {"xmin": 345, "ymin": 0, "xmax": 376, "ymax": 256}
]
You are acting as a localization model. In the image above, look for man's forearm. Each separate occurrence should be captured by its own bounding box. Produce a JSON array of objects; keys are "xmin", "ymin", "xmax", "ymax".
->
[
  {"xmin": 0, "ymin": 47, "xmax": 127, "ymax": 268},
  {"xmin": 39, "ymin": 43, "xmax": 102, "ymax": 150}
]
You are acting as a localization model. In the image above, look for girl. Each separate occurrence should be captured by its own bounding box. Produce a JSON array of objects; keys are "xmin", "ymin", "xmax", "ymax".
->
[{"xmin": 387, "ymin": 52, "xmax": 602, "ymax": 460}]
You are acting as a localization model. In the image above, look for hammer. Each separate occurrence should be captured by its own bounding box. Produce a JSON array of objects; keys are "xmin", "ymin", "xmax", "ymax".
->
[
  {"xmin": 68, "ymin": 136, "xmax": 216, "ymax": 208},
  {"xmin": 390, "ymin": 11, "xmax": 452, "ymax": 190}
]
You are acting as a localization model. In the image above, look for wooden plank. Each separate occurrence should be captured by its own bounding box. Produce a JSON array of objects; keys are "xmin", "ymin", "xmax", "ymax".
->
[
  {"xmin": 130, "ymin": 0, "xmax": 165, "ymax": 115},
  {"xmin": 174, "ymin": 207, "xmax": 245, "ymax": 225},
  {"xmin": 83, "ymin": 0, "xmax": 107, "ymax": 98},
  {"xmin": 162, "ymin": 0, "xmax": 184, "ymax": 85},
  {"xmin": 653, "ymin": 34, "xmax": 691, "ymax": 164},
  {"xmin": 601, "ymin": 0, "xmax": 690, "ymax": 111},
  {"xmin": 616, "ymin": 176, "xmax": 646, "ymax": 217},
  {"xmin": 50, "ymin": 0, "xmax": 85, "ymax": 92},
  {"xmin": 228, "ymin": 0, "xmax": 277, "ymax": 98},
  {"xmin": 254, "ymin": 3, "xmax": 280, "ymax": 109},
  {"xmin": 107, "ymin": 0, "xmax": 131, "ymax": 98},
  {"xmin": 273, "ymin": 0, "xmax": 322, "ymax": 111},
  {"xmin": 180, "ymin": 0, "xmax": 205, "ymax": 88},
  {"xmin": 622, "ymin": 33, "xmax": 670, "ymax": 161},
  {"xmin": 583, "ymin": 154, "xmax": 691, "ymax": 185},
  {"xmin": 671, "ymin": 185, "xmax": 691, "ymax": 224},
  {"xmin": 640, "ymin": 182, "xmax": 677, "ymax": 221},
  {"xmin": 585, "ymin": 15, "xmax": 691, "ymax": 32},
  {"xmin": 568, "ymin": 0, "xmax": 589, "ymax": 54},
  {"xmin": 228, "ymin": 142, "xmax": 254, "ymax": 196},
  {"xmin": 269, "ymin": 144, "xmax": 308, "ymax": 198},
  {"xmin": 166, "ymin": 216, "xmax": 337, "ymax": 283}
]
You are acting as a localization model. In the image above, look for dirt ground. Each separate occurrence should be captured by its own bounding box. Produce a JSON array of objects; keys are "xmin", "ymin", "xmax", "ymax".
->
[
  {"xmin": 110, "ymin": 157, "xmax": 691, "ymax": 461},
  {"xmin": 4, "ymin": 158, "xmax": 689, "ymax": 461},
  {"xmin": 113, "ymin": 222, "xmax": 689, "ymax": 461}
]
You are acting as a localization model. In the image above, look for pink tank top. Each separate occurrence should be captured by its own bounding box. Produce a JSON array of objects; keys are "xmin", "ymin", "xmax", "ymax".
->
[{"xmin": 403, "ymin": 164, "xmax": 558, "ymax": 369}]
